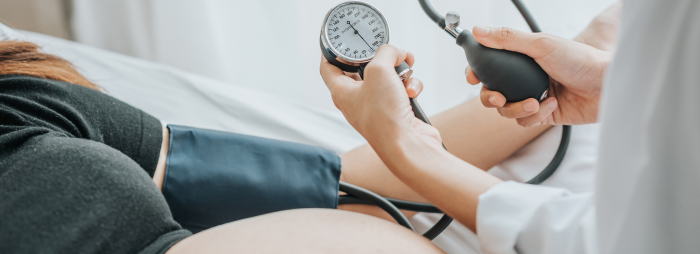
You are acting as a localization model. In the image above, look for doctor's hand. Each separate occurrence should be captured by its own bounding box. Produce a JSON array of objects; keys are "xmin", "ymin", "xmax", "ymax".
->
[
  {"xmin": 320, "ymin": 45, "xmax": 442, "ymax": 149},
  {"xmin": 466, "ymin": 27, "xmax": 611, "ymax": 127}
]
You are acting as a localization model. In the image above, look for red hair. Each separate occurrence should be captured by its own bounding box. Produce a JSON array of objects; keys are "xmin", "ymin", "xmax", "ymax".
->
[{"xmin": 0, "ymin": 41, "xmax": 99, "ymax": 90}]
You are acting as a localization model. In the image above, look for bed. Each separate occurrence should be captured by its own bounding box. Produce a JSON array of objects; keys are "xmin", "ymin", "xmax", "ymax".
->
[{"xmin": 0, "ymin": 22, "xmax": 600, "ymax": 253}]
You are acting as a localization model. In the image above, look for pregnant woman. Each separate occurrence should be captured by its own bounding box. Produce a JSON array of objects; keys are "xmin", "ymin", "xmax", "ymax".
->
[{"xmin": 0, "ymin": 40, "xmax": 547, "ymax": 253}]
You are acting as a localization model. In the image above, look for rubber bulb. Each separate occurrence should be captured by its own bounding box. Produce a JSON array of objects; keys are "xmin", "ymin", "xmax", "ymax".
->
[{"xmin": 456, "ymin": 30, "xmax": 550, "ymax": 102}]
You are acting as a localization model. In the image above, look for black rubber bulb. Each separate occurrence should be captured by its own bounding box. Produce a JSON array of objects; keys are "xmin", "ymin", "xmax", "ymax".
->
[{"xmin": 456, "ymin": 30, "xmax": 550, "ymax": 102}]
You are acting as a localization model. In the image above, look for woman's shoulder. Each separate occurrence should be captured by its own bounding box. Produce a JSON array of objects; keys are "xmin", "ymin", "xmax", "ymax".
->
[
  {"xmin": 0, "ymin": 75, "xmax": 111, "ymax": 128},
  {"xmin": 0, "ymin": 74, "xmax": 164, "ymax": 174},
  {"xmin": 0, "ymin": 75, "xmax": 106, "ymax": 140},
  {"xmin": 0, "ymin": 74, "xmax": 95, "ymax": 96}
]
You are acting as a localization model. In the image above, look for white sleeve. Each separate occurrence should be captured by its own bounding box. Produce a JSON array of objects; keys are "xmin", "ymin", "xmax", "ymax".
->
[{"xmin": 477, "ymin": 181, "xmax": 596, "ymax": 254}]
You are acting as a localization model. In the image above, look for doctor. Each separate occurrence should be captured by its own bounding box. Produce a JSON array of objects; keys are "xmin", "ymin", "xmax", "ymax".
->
[{"xmin": 320, "ymin": 0, "xmax": 700, "ymax": 253}]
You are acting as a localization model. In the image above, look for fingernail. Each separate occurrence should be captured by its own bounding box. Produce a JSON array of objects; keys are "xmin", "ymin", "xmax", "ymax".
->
[
  {"xmin": 488, "ymin": 96, "xmax": 497, "ymax": 105},
  {"xmin": 409, "ymin": 83, "xmax": 418, "ymax": 93},
  {"xmin": 548, "ymin": 100, "xmax": 557, "ymax": 109},
  {"xmin": 473, "ymin": 26, "xmax": 490, "ymax": 38},
  {"xmin": 523, "ymin": 101, "xmax": 536, "ymax": 112}
]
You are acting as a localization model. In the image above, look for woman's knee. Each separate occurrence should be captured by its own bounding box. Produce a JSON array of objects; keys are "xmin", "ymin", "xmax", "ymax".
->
[{"xmin": 168, "ymin": 209, "xmax": 444, "ymax": 254}]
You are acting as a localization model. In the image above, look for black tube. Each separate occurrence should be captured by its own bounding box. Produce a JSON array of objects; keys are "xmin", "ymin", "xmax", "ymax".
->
[
  {"xmin": 418, "ymin": 0, "xmax": 445, "ymax": 29},
  {"xmin": 409, "ymin": 98, "xmax": 431, "ymax": 124},
  {"xmin": 510, "ymin": 0, "xmax": 541, "ymax": 33},
  {"xmin": 338, "ymin": 181, "xmax": 416, "ymax": 232},
  {"xmin": 338, "ymin": 195, "xmax": 375, "ymax": 205},
  {"xmin": 339, "ymin": 195, "xmax": 444, "ymax": 213},
  {"xmin": 339, "ymin": 194, "xmax": 451, "ymax": 239},
  {"xmin": 421, "ymin": 214, "xmax": 453, "ymax": 240},
  {"xmin": 385, "ymin": 197, "xmax": 443, "ymax": 213},
  {"xmin": 527, "ymin": 125, "xmax": 571, "ymax": 184}
]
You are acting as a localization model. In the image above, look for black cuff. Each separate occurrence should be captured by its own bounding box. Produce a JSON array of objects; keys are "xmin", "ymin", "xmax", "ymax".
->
[{"xmin": 162, "ymin": 125, "xmax": 341, "ymax": 233}]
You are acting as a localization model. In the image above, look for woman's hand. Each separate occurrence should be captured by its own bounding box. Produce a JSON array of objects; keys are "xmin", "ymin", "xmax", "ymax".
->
[
  {"xmin": 320, "ymin": 45, "xmax": 441, "ymax": 148},
  {"xmin": 465, "ymin": 27, "xmax": 611, "ymax": 127}
]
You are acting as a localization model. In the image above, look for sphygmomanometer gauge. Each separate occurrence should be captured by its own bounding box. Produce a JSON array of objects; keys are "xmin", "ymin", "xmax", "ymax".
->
[{"xmin": 320, "ymin": 1, "xmax": 400, "ymax": 75}]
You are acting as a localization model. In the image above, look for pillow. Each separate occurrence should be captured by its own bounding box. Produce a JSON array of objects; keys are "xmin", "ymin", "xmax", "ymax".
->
[{"xmin": 0, "ymin": 22, "xmax": 21, "ymax": 40}]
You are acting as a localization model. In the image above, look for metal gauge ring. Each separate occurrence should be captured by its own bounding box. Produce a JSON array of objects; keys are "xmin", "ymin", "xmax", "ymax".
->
[{"xmin": 320, "ymin": 1, "xmax": 404, "ymax": 75}]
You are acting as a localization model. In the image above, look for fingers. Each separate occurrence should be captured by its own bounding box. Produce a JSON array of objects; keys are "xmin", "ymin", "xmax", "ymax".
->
[
  {"xmin": 484, "ymin": 95, "xmax": 558, "ymax": 127},
  {"xmin": 514, "ymin": 97, "xmax": 558, "ymax": 127},
  {"xmin": 478, "ymin": 83, "xmax": 558, "ymax": 127},
  {"xmin": 370, "ymin": 44, "xmax": 408, "ymax": 70},
  {"xmin": 465, "ymin": 66, "xmax": 480, "ymax": 85},
  {"xmin": 480, "ymin": 85, "xmax": 543, "ymax": 118},
  {"xmin": 404, "ymin": 77, "xmax": 423, "ymax": 98},
  {"xmin": 479, "ymin": 86, "xmax": 506, "ymax": 107},
  {"xmin": 344, "ymin": 72, "xmax": 362, "ymax": 81},
  {"xmin": 495, "ymin": 98, "xmax": 540, "ymax": 119},
  {"xmin": 405, "ymin": 51, "xmax": 415, "ymax": 68},
  {"xmin": 471, "ymin": 26, "xmax": 560, "ymax": 59},
  {"xmin": 320, "ymin": 56, "xmax": 348, "ymax": 89}
]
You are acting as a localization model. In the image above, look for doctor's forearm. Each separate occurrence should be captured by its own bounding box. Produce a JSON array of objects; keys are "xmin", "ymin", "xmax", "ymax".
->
[
  {"xmin": 371, "ymin": 128, "xmax": 502, "ymax": 232},
  {"xmin": 339, "ymin": 97, "xmax": 547, "ymax": 201}
]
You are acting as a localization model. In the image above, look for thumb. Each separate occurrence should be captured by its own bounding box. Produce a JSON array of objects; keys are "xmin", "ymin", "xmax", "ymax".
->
[{"xmin": 471, "ymin": 26, "xmax": 557, "ymax": 59}]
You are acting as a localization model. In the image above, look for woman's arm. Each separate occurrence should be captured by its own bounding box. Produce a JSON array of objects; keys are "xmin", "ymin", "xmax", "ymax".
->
[{"xmin": 153, "ymin": 126, "xmax": 169, "ymax": 190}]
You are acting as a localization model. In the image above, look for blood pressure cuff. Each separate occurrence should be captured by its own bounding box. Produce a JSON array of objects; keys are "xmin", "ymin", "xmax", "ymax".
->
[{"xmin": 162, "ymin": 125, "xmax": 341, "ymax": 233}]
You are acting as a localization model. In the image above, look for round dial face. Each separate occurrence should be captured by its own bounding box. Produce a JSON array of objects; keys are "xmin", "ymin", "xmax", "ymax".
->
[{"xmin": 324, "ymin": 2, "xmax": 388, "ymax": 62}]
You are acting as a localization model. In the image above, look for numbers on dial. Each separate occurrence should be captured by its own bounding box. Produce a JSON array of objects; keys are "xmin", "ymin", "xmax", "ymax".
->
[{"xmin": 325, "ymin": 4, "xmax": 387, "ymax": 60}]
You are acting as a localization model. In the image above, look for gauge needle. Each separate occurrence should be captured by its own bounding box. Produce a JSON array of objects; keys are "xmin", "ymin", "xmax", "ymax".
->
[{"xmin": 347, "ymin": 21, "xmax": 374, "ymax": 51}]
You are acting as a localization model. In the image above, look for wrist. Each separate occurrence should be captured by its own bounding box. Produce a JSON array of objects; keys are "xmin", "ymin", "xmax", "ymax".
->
[
  {"xmin": 356, "ymin": 109, "xmax": 415, "ymax": 151},
  {"xmin": 367, "ymin": 126, "xmax": 446, "ymax": 176},
  {"xmin": 362, "ymin": 122, "xmax": 414, "ymax": 157}
]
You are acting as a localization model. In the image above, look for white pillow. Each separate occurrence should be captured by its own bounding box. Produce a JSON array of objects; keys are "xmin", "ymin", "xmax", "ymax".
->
[{"xmin": 0, "ymin": 22, "xmax": 20, "ymax": 40}]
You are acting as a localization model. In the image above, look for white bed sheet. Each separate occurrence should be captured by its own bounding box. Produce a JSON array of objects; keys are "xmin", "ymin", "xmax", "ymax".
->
[
  {"xmin": 5, "ymin": 28, "xmax": 366, "ymax": 154},
  {"xmin": 1, "ymin": 23, "xmax": 600, "ymax": 254}
]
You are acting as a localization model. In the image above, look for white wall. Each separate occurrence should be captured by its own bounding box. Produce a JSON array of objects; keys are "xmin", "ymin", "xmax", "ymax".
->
[
  {"xmin": 0, "ymin": 0, "xmax": 71, "ymax": 39},
  {"xmin": 71, "ymin": 0, "xmax": 617, "ymax": 116}
]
